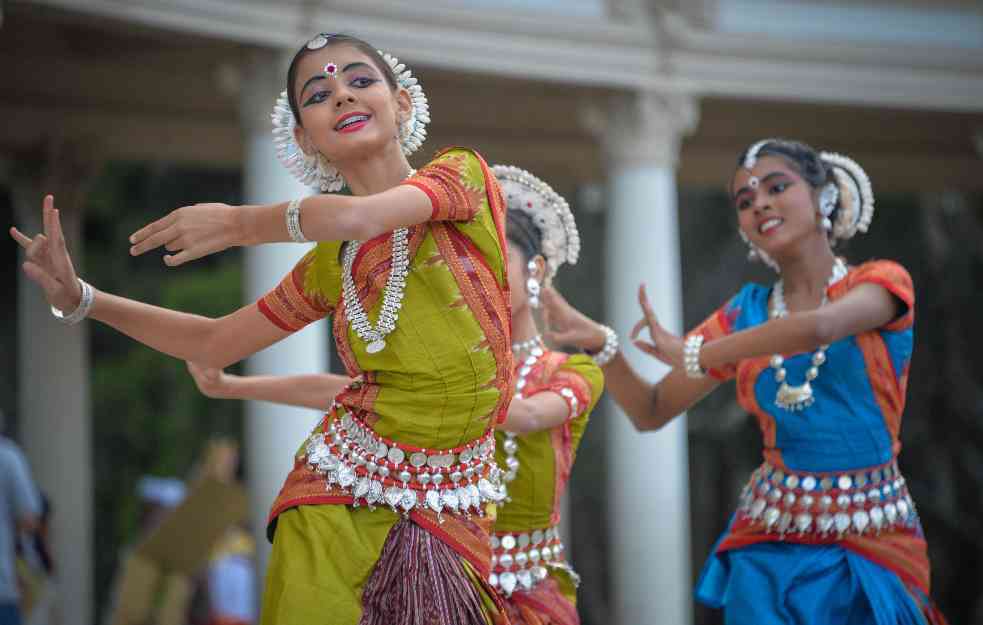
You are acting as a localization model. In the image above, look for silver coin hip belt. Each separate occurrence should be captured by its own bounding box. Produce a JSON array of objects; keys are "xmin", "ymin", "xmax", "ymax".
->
[
  {"xmin": 303, "ymin": 405, "xmax": 506, "ymax": 517},
  {"xmin": 737, "ymin": 459, "xmax": 919, "ymax": 538},
  {"xmin": 489, "ymin": 525, "xmax": 577, "ymax": 597}
]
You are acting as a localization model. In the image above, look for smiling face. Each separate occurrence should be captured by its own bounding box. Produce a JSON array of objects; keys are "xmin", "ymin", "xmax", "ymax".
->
[
  {"xmin": 290, "ymin": 43, "xmax": 411, "ymax": 165},
  {"xmin": 731, "ymin": 155, "xmax": 825, "ymax": 259}
]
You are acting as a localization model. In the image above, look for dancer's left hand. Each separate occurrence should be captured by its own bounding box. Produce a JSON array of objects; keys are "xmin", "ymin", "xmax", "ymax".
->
[
  {"xmin": 631, "ymin": 283, "xmax": 684, "ymax": 369},
  {"xmin": 129, "ymin": 202, "xmax": 246, "ymax": 266}
]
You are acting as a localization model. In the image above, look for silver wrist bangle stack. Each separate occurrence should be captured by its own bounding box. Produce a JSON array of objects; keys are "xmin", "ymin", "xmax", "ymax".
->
[
  {"xmin": 589, "ymin": 325, "xmax": 618, "ymax": 367},
  {"xmin": 684, "ymin": 334, "xmax": 706, "ymax": 379},
  {"xmin": 51, "ymin": 278, "xmax": 95, "ymax": 325},
  {"xmin": 285, "ymin": 198, "xmax": 309, "ymax": 243}
]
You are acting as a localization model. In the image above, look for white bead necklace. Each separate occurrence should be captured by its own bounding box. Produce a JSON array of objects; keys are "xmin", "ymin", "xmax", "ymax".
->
[
  {"xmin": 502, "ymin": 344, "xmax": 546, "ymax": 485},
  {"xmin": 769, "ymin": 258, "xmax": 848, "ymax": 411},
  {"xmin": 512, "ymin": 335, "xmax": 543, "ymax": 358},
  {"xmin": 342, "ymin": 228, "xmax": 410, "ymax": 354}
]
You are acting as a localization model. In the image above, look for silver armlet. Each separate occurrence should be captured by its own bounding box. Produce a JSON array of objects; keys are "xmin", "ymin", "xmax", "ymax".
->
[{"xmin": 285, "ymin": 198, "xmax": 309, "ymax": 243}]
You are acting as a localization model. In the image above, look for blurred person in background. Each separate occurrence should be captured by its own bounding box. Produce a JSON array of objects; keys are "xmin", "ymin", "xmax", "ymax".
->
[
  {"xmin": 16, "ymin": 494, "xmax": 56, "ymax": 625},
  {"xmin": 0, "ymin": 410, "xmax": 42, "ymax": 625}
]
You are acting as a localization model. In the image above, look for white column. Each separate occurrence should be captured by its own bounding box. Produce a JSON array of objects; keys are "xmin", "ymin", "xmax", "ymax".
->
[
  {"xmin": 592, "ymin": 91, "xmax": 699, "ymax": 625},
  {"xmin": 240, "ymin": 50, "xmax": 328, "ymax": 572},
  {"xmin": 12, "ymin": 158, "xmax": 94, "ymax": 625}
]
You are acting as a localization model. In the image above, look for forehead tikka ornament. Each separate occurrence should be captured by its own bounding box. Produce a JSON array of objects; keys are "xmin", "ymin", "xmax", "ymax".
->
[
  {"xmin": 491, "ymin": 164, "xmax": 580, "ymax": 284},
  {"xmin": 306, "ymin": 35, "xmax": 329, "ymax": 50},
  {"xmin": 270, "ymin": 42, "xmax": 430, "ymax": 191}
]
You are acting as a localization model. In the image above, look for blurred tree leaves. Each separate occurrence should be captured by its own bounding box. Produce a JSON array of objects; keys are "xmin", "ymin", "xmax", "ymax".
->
[{"xmin": 83, "ymin": 161, "xmax": 244, "ymax": 615}]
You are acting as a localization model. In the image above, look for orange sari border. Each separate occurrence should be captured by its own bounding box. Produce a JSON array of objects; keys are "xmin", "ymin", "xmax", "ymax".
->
[
  {"xmin": 429, "ymin": 155, "xmax": 513, "ymax": 423},
  {"xmin": 257, "ymin": 251, "xmax": 333, "ymax": 332},
  {"xmin": 506, "ymin": 576, "xmax": 580, "ymax": 625},
  {"xmin": 714, "ymin": 519, "xmax": 950, "ymax": 624},
  {"xmin": 716, "ymin": 516, "xmax": 931, "ymax": 595}
]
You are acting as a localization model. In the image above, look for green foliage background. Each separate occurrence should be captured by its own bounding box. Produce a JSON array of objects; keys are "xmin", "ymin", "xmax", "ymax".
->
[{"xmin": 82, "ymin": 162, "xmax": 245, "ymax": 613}]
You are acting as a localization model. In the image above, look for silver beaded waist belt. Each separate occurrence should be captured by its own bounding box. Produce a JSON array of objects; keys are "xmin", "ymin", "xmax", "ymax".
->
[
  {"xmin": 737, "ymin": 460, "xmax": 918, "ymax": 537},
  {"xmin": 303, "ymin": 405, "xmax": 506, "ymax": 516},
  {"xmin": 489, "ymin": 525, "xmax": 579, "ymax": 596}
]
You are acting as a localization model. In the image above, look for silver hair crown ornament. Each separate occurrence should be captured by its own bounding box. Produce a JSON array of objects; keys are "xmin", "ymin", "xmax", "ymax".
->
[
  {"xmin": 492, "ymin": 165, "xmax": 581, "ymax": 283},
  {"xmin": 271, "ymin": 39, "xmax": 430, "ymax": 192}
]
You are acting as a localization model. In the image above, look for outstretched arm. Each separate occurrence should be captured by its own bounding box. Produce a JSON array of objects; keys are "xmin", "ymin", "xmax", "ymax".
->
[
  {"xmin": 695, "ymin": 283, "xmax": 899, "ymax": 371},
  {"xmin": 541, "ymin": 288, "xmax": 719, "ymax": 431},
  {"xmin": 11, "ymin": 196, "xmax": 291, "ymax": 368},
  {"xmin": 629, "ymin": 282, "xmax": 900, "ymax": 374},
  {"xmin": 186, "ymin": 363, "xmax": 353, "ymax": 411},
  {"xmin": 129, "ymin": 185, "xmax": 433, "ymax": 266}
]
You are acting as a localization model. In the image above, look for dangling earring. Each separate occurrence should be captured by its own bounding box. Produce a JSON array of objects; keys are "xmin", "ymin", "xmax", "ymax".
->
[
  {"xmin": 303, "ymin": 151, "xmax": 344, "ymax": 192},
  {"xmin": 738, "ymin": 229, "xmax": 780, "ymax": 273},
  {"xmin": 526, "ymin": 259, "xmax": 541, "ymax": 309},
  {"xmin": 818, "ymin": 183, "xmax": 838, "ymax": 232},
  {"xmin": 738, "ymin": 229, "xmax": 758, "ymax": 261}
]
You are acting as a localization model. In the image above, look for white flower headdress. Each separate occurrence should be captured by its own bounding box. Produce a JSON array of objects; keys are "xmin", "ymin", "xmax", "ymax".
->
[
  {"xmin": 270, "ymin": 39, "xmax": 430, "ymax": 192},
  {"xmin": 820, "ymin": 151, "xmax": 875, "ymax": 243},
  {"xmin": 493, "ymin": 164, "xmax": 581, "ymax": 284}
]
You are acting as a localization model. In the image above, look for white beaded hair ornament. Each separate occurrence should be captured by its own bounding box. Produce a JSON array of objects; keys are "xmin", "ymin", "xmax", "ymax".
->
[
  {"xmin": 819, "ymin": 151, "xmax": 875, "ymax": 243},
  {"xmin": 271, "ymin": 35, "xmax": 430, "ymax": 192},
  {"xmin": 492, "ymin": 164, "xmax": 581, "ymax": 283}
]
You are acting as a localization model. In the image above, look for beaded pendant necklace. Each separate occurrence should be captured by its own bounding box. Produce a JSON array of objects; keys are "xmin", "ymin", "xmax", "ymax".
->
[{"xmin": 768, "ymin": 258, "xmax": 848, "ymax": 411}]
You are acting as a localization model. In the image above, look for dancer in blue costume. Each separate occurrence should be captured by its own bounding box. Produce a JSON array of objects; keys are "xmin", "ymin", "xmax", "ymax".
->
[{"xmin": 542, "ymin": 139, "xmax": 948, "ymax": 625}]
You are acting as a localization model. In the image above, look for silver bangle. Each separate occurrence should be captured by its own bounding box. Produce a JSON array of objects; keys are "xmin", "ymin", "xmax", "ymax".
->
[
  {"xmin": 683, "ymin": 334, "xmax": 706, "ymax": 379},
  {"xmin": 590, "ymin": 325, "xmax": 618, "ymax": 367},
  {"xmin": 51, "ymin": 279, "xmax": 94, "ymax": 325},
  {"xmin": 285, "ymin": 198, "xmax": 309, "ymax": 243}
]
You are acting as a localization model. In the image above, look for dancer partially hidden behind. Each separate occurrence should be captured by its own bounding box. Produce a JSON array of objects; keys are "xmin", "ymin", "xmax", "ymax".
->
[
  {"xmin": 187, "ymin": 165, "xmax": 607, "ymax": 625},
  {"xmin": 12, "ymin": 33, "xmax": 515, "ymax": 625},
  {"xmin": 542, "ymin": 139, "xmax": 948, "ymax": 624}
]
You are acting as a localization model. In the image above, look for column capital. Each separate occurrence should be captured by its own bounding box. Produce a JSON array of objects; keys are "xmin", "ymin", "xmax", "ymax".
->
[{"xmin": 583, "ymin": 89, "xmax": 699, "ymax": 169}]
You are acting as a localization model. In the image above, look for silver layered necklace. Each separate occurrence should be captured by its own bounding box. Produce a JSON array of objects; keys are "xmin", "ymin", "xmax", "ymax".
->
[
  {"xmin": 341, "ymin": 228, "xmax": 410, "ymax": 354},
  {"xmin": 768, "ymin": 258, "xmax": 848, "ymax": 411},
  {"xmin": 340, "ymin": 169, "xmax": 416, "ymax": 355}
]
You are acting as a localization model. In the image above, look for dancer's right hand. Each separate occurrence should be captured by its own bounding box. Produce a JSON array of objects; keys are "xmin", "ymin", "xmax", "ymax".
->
[
  {"xmin": 9, "ymin": 195, "xmax": 84, "ymax": 313},
  {"xmin": 186, "ymin": 362, "xmax": 235, "ymax": 398},
  {"xmin": 541, "ymin": 287, "xmax": 609, "ymax": 353}
]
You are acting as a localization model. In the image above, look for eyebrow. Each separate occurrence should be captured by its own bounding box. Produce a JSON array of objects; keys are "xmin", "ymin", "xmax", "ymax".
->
[
  {"xmin": 733, "ymin": 171, "xmax": 788, "ymax": 199},
  {"xmin": 300, "ymin": 62, "xmax": 377, "ymax": 99}
]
